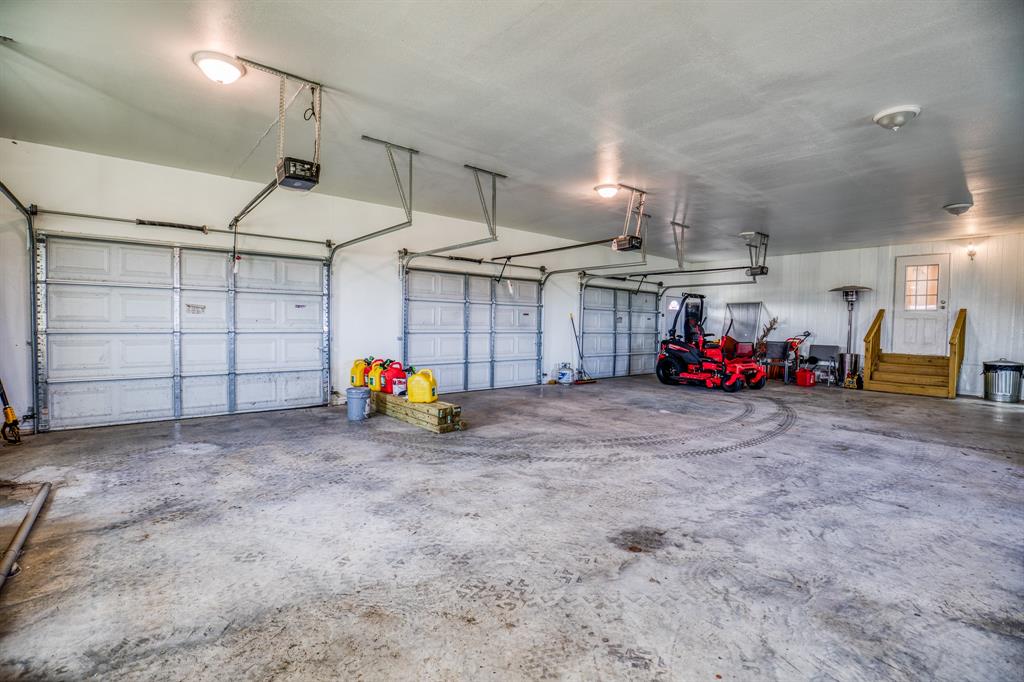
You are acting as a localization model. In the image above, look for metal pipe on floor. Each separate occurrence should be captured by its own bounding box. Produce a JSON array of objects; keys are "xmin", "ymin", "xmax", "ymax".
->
[{"xmin": 0, "ymin": 482, "xmax": 51, "ymax": 593}]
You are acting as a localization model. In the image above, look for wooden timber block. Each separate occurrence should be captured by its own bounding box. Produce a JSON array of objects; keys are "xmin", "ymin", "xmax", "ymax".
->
[{"xmin": 370, "ymin": 392, "xmax": 467, "ymax": 433}]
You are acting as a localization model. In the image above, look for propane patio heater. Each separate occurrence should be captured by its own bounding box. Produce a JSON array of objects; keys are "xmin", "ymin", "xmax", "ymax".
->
[{"xmin": 829, "ymin": 285, "xmax": 872, "ymax": 382}]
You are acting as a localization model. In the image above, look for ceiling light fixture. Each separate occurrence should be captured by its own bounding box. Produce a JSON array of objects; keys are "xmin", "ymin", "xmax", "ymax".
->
[
  {"xmin": 594, "ymin": 184, "xmax": 620, "ymax": 199},
  {"xmin": 872, "ymin": 105, "xmax": 921, "ymax": 131},
  {"xmin": 872, "ymin": 104, "xmax": 921, "ymax": 130},
  {"xmin": 192, "ymin": 51, "xmax": 246, "ymax": 84},
  {"xmin": 943, "ymin": 201, "xmax": 973, "ymax": 216}
]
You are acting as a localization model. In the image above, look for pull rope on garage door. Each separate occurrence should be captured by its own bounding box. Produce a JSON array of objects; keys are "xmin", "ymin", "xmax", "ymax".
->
[
  {"xmin": 402, "ymin": 268, "xmax": 543, "ymax": 393},
  {"xmin": 34, "ymin": 235, "xmax": 329, "ymax": 431},
  {"xmin": 579, "ymin": 284, "xmax": 660, "ymax": 378}
]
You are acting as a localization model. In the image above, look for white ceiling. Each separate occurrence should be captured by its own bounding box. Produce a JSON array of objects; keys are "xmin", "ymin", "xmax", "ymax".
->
[{"xmin": 1, "ymin": 0, "xmax": 1022, "ymax": 261}]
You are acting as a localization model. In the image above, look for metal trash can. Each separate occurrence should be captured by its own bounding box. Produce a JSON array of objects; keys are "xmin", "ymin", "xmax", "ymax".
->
[
  {"xmin": 346, "ymin": 387, "xmax": 372, "ymax": 421},
  {"xmin": 982, "ymin": 359, "xmax": 1023, "ymax": 403}
]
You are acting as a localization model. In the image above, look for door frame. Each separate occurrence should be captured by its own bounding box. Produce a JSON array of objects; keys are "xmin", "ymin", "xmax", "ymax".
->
[{"xmin": 890, "ymin": 252, "xmax": 951, "ymax": 355}]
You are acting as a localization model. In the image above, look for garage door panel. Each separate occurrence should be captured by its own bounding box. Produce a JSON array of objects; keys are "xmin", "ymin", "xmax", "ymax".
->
[
  {"xmin": 615, "ymin": 355, "xmax": 630, "ymax": 376},
  {"xmin": 467, "ymin": 362, "xmax": 490, "ymax": 389},
  {"xmin": 582, "ymin": 286, "xmax": 659, "ymax": 377},
  {"xmin": 408, "ymin": 334, "xmax": 465, "ymax": 364},
  {"xmin": 494, "ymin": 333, "xmax": 536, "ymax": 360},
  {"xmin": 48, "ymin": 240, "xmax": 174, "ymax": 286},
  {"xmin": 48, "ymin": 378, "xmax": 173, "ymax": 429},
  {"xmin": 181, "ymin": 290, "xmax": 229, "ymax": 331},
  {"xmin": 631, "ymin": 334, "xmax": 658, "ymax": 354},
  {"xmin": 468, "ymin": 304, "xmax": 489, "ymax": 331},
  {"xmin": 235, "ymin": 293, "xmax": 321, "ymax": 331},
  {"xmin": 235, "ymin": 371, "xmax": 323, "ymax": 411},
  {"xmin": 494, "ymin": 306, "xmax": 538, "ymax": 331},
  {"xmin": 48, "ymin": 285, "xmax": 174, "ymax": 331},
  {"xmin": 496, "ymin": 280, "xmax": 538, "ymax": 304},
  {"xmin": 583, "ymin": 288, "xmax": 614, "ymax": 309},
  {"xmin": 586, "ymin": 356, "xmax": 615, "ymax": 378},
  {"xmin": 236, "ymin": 333, "xmax": 322, "ymax": 372},
  {"xmin": 180, "ymin": 250, "xmax": 229, "ymax": 288},
  {"xmin": 631, "ymin": 292, "xmax": 657, "ymax": 311},
  {"xmin": 408, "ymin": 270, "xmax": 465, "ymax": 301},
  {"xmin": 632, "ymin": 312, "xmax": 658, "ymax": 333},
  {"xmin": 468, "ymin": 334, "xmax": 489, "ymax": 362},
  {"xmin": 631, "ymin": 354, "xmax": 657, "ymax": 374},
  {"xmin": 181, "ymin": 334, "xmax": 228, "ymax": 375},
  {"xmin": 404, "ymin": 269, "xmax": 540, "ymax": 391},
  {"xmin": 236, "ymin": 255, "xmax": 322, "ymax": 293},
  {"xmin": 41, "ymin": 239, "xmax": 327, "ymax": 430},
  {"xmin": 582, "ymin": 333, "xmax": 614, "ymax": 356},
  {"xmin": 47, "ymin": 334, "xmax": 173, "ymax": 381},
  {"xmin": 494, "ymin": 361, "xmax": 535, "ymax": 387},
  {"xmin": 181, "ymin": 375, "xmax": 229, "ymax": 416},
  {"xmin": 428, "ymin": 364, "xmax": 465, "ymax": 393},
  {"xmin": 467, "ymin": 276, "xmax": 491, "ymax": 303},
  {"xmin": 583, "ymin": 309, "xmax": 614, "ymax": 333},
  {"xmin": 408, "ymin": 301, "xmax": 464, "ymax": 331}
]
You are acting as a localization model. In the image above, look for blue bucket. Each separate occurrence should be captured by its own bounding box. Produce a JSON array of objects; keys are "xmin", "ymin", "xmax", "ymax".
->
[{"xmin": 346, "ymin": 387, "xmax": 371, "ymax": 421}]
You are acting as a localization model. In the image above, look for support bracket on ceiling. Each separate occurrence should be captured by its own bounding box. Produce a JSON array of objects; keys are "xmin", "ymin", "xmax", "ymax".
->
[
  {"xmin": 670, "ymin": 221, "xmax": 688, "ymax": 268},
  {"xmin": 619, "ymin": 184, "xmax": 647, "ymax": 239},
  {"xmin": 400, "ymin": 164, "xmax": 507, "ymax": 270},
  {"xmin": 465, "ymin": 164, "xmax": 506, "ymax": 239}
]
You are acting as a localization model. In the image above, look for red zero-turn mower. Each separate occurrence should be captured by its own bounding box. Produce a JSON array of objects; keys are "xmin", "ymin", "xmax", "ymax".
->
[{"xmin": 657, "ymin": 293, "xmax": 767, "ymax": 392}]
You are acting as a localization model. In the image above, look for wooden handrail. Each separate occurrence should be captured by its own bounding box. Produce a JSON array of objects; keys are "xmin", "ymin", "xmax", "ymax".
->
[
  {"xmin": 862, "ymin": 308, "xmax": 885, "ymax": 385},
  {"xmin": 947, "ymin": 308, "xmax": 967, "ymax": 398}
]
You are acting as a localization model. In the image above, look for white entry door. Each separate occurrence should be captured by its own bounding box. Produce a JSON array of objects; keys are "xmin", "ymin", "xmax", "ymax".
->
[{"xmin": 892, "ymin": 254, "xmax": 950, "ymax": 356}]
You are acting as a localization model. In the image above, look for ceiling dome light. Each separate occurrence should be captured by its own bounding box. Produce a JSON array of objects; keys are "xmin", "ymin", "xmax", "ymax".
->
[
  {"xmin": 192, "ymin": 51, "xmax": 245, "ymax": 85},
  {"xmin": 943, "ymin": 201, "xmax": 973, "ymax": 216},
  {"xmin": 594, "ymin": 184, "xmax": 620, "ymax": 198},
  {"xmin": 873, "ymin": 105, "xmax": 921, "ymax": 131}
]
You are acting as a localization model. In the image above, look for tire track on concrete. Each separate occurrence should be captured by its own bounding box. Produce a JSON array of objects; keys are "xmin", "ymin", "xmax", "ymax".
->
[{"xmin": 362, "ymin": 397, "xmax": 795, "ymax": 466}]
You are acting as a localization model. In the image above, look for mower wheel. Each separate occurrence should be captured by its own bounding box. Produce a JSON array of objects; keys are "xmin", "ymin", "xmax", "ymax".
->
[
  {"xmin": 746, "ymin": 375, "xmax": 767, "ymax": 390},
  {"xmin": 721, "ymin": 376, "xmax": 744, "ymax": 393},
  {"xmin": 656, "ymin": 359, "xmax": 680, "ymax": 385}
]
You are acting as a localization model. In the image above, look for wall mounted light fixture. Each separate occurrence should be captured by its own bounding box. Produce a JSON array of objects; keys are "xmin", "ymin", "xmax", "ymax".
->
[{"xmin": 967, "ymin": 242, "xmax": 977, "ymax": 261}]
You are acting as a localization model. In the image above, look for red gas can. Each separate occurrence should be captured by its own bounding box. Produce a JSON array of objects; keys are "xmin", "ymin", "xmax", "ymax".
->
[
  {"xmin": 382, "ymin": 361, "xmax": 408, "ymax": 395},
  {"xmin": 796, "ymin": 368, "xmax": 816, "ymax": 387}
]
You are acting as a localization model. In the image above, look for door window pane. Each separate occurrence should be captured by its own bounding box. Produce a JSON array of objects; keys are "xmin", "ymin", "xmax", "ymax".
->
[{"xmin": 905, "ymin": 264, "xmax": 939, "ymax": 310}]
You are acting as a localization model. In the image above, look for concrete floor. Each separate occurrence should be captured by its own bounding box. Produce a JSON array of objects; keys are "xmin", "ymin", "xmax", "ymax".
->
[{"xmin": 0, "ymin": 377, "xmax": 1021, "ymax": 681}]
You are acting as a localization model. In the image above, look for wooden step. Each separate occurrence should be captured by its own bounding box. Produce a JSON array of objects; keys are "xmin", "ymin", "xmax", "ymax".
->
[
  {"xmin": 872, "ymin": 371, "xmax": 948, "ymax": 387},
  {"xmin": 879, "ymin": 352, "xmax": 948, "ymax": 366},
  {"xmin": 876, "ymin": 361, "xmax": 947, "ymax": 377},
  {"xmin": 370, "ymin": 391, "xmax": 468, "ymax": 433},
  {"xmin": 863, "ymin": 380, "xmax": 950, "ymax": 399}
]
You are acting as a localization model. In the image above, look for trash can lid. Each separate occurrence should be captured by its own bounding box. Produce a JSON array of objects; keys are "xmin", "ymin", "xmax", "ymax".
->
[
  {"xmin": 346, "ymin": 386, "xmax": 372, "ymax": 397},
  {"xmin": 983, "ymin": 359, "xmax": 1023, "ymax": 371}
]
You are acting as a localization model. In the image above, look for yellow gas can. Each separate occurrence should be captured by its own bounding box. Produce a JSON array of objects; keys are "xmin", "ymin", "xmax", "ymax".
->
[
  {"xmin": 407, "ymin": 369, "xmax": 438, "ymax": 403},
  {"xmin": 367, "ymin": 361, "xmax": 386, "ymax": 392},
  {"xmin": 350, "ymin": 359, "xmax": 367, "ymax": 387}
]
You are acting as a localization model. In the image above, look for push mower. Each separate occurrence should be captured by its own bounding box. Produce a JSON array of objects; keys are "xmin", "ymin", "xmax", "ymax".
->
[{"xmin": 656, "ymin": 293, "xmax": 767, "ymax": 392}]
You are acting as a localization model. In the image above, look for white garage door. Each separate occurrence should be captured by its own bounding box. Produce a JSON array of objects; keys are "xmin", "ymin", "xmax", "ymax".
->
[
  {"xmin": 580, "ymin": 286, "xmax": 660, "ymax": 378},
  {"xmin": 36, "ymin": 236, "xmax": 328, "ymax": 430},
  {"xmin": 403, "ymin": 269, "xmax": 541, "ymax": 393}
]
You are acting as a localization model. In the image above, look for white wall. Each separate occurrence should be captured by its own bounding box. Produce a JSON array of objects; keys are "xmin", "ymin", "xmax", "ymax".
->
[
  {"xmin": 666, "ymin": 234, "xmax": 1024, "ymax": 396},
  {"xmin": 0, "ymin": 139, "xmax": 677, "ymax": 418}
]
